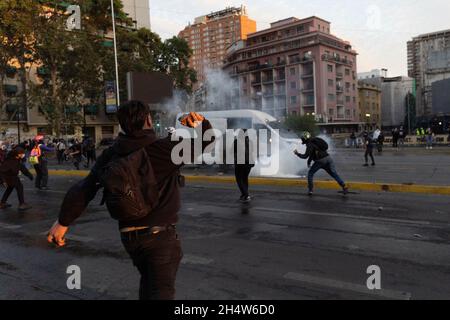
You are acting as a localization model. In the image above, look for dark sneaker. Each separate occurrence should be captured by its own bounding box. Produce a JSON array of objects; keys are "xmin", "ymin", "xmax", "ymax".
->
[
  {"xmin": 0, "ymin": 203, "xmax": 12, "ymax": 209},
  {"xmin": 342, "ymin": 186, "xmax": 349, "ymax": 195},
  {"xmin": 241, "ymin": 196, "xmax": 251, "ymax": 203},
  {"xmin": 18, "ymin": 204, "xmax": 32, "ymax": 211},
  {"xmin": 371, "ymin": 163, "xmax": 376, "ymax": 166},
  {"xmin": 363, "ymin": 164, "xmax": 369, "ymax": 167},
  {"xmin": 40, "ymin": 187, "xmax": 49, "ymax": 191},
  {"xmin": 307, "ymin": 191, "xmax": 313, "ymax": 196}
]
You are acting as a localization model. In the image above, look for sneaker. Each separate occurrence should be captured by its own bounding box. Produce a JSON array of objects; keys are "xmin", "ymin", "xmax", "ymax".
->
[
  {"xmin": 363, "ymin": 164, "xmax": 369, "ymax": 167},
  {"xmin": 342, "ymin": 186, "xmax": 349, "ymax": 195},
  {"xmin": 371, "ymin": 163, "xmax": 376, "ymax": 166},
  {"xmin": 0, "ymin": 203, "xmax": 12, "ymax": 209},
  {"xmin": 307, "ymin": 191, "xmax": 313, "ymax": 196},
  {"xmin": 241, "ymin": 196, "xmax": 251, "ymax": 203},
  {"xmin": 40, "ymin": 187, "xmax": 49, "ymax": 191},
  {"xmin": 18, "ymin": 203, "xmax": 32, "ymax": 211}
]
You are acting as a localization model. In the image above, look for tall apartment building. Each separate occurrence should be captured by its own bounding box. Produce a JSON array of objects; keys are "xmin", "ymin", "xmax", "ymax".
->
[
  {"xmin": 224, "ymin": 16, "xmax": 360, "ymax": 133},
  {"xmin": 121, "ymin": 0, "xmax": 151, "ymax": 30},
  {"xmin": 178, "ymin": 6, "xmax": 256, "ymax": 86},
  {"xmin": 407, "ymin": 29, "xmax": 450, "ymax": 116}
]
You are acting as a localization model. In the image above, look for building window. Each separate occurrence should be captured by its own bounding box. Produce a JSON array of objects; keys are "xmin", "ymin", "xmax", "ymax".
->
[
  {"xmin": 328, "ymin": 79, "xmax": 334, "ymax": 87},
  {"xmin": 290, "ymin": 68, "xmax": 295, "ymax": 76},
  {"xmin": 290, "ymin": 96, "xmax": 297, "ymax": 104},
  {"xmin": 328, "ymin": 94, "xmax": 335, "ymax": 101},
  {"xmin": 329, "ymin": 108, "xmax": 334, "ymax": 116},
  {"xmin": 345, "ymin": 69, "xmax": 350, "ymax": 76},
  {"xmin": 290, "ymin": 82, "xmax": 297, "ymax": 89},
  {"xmin": 327, "ymin": 65, "xmax": 333, "ymax": 72},
  {"xmin": 346, "ymin": 96, "xmax": 351, "ymax": 102},
  {"xmin": 346, "ymin": 109, "xmax": 351, "ymax": 117}
]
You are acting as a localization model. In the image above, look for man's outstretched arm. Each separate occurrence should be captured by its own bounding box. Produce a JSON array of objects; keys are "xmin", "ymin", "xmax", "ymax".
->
[{"xmin": 47, "ymin": 148, "xmax": 113, "ymax": 246}]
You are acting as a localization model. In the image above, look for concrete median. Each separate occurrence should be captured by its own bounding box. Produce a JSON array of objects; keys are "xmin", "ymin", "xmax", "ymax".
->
[{"xmin": 42, "ymin": 169, "xmax": 450, "ymax": 196}]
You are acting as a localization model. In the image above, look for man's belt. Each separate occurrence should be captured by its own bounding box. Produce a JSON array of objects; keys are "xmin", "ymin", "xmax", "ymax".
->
[{"xmin": 120, "ymin": 225, "xmax": 176, "ymax": 240}]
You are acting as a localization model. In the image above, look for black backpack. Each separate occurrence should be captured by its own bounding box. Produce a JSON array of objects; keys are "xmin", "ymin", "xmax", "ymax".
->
[
  {"xmin": 99, "ymin": 148, "xmax": 160, "ymax": 221},
  {"xmin": 311, "ymin": 137, "xmax": 329, "ymax": 152}
]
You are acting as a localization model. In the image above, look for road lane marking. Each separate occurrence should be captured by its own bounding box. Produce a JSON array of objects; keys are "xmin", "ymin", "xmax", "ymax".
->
[
  {"xmin": 253, "ymin": 207, "xmax": 449, "ymax": 228},
  {"xmin": 0, "ymin": 222, "xmax": 22, "ymax": 230},
  {"xmin": 283, "ymin": 272, "xmax": 412, "ymax": 300},
  {"xmin": 182, "ymin": 254, "xmax": 213, "ymax": 266}
]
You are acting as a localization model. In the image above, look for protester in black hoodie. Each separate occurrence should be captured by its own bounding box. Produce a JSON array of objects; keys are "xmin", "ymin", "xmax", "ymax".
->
[
  {"xmin": 47, "ymin": 101, "xmax": 213, "ymax": 300},
  {"xmin": 0, "ymin": 147, "xmax": 33, "ymax": 210}
]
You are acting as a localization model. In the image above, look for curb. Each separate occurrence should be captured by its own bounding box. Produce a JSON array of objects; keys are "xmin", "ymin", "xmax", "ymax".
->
[{"xmin": 43, "ymin": 170, "xmax": 450, "ymax": 196}]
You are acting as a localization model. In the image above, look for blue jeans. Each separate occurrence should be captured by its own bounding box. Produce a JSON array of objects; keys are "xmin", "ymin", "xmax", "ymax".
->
[{"xmin": 308, "ymin": 156, "xmax": 345, "ymax": 192}]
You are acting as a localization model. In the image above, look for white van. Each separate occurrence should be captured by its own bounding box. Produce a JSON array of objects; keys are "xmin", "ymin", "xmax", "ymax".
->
[{"xmin": 174, "ymin": 110, "xmax": 306, "ymax": 177}]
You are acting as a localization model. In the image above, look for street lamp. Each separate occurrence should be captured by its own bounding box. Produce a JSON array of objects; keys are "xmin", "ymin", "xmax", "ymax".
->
[{"xmin": 110, "ymin": 0, "xmax": 120, "ymax": 107}]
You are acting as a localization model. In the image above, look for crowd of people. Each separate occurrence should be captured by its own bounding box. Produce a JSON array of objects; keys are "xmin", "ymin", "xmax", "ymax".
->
[{"xmin": 0, "ymin": 135, "xmax": 98, "ymax": 210}]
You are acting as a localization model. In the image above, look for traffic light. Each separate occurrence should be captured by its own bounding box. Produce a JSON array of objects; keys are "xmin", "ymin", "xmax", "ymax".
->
[{"xmin": 66, "ymin": 5, "xmax": 81, "ymax": 31}]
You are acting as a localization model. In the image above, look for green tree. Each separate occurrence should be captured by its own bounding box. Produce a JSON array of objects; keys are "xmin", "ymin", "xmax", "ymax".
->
[
  {"xmin": 161, "ymin": 36, "xmax": 197, "ymax": 93},
  {"xmin": 0, "ymin": 0, "xmax": 40, "ymax": 124},
  {"xmin": 284, "ymin": 114, "xmax": 319, "ymax": 136}
]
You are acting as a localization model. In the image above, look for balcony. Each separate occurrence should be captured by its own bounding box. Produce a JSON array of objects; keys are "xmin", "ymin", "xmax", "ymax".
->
[
  {"xmin": 3, "ymin": 85, "xmax": 18, "ymax": 94},
  {"xmin": 321, "ymin": 54, "xmax": 353, "ymax": 66},
  {"xmin": 336, "ymin": 85, "xmax": 343, "ymax": 93},
  {"xmin": 336, "ymin": 72, "xmax": 343, "ymax": 79},
  {"xmin": 65, "ymin": 105, "xmax": 82, "ymax": 114},
  {"xmin": 301, "ymin": 73, "xmax": 314, "ymax": 78},
  {"xmin": 251, "ymin": 79, "xmax": 261, "ymax": 86},
  {"xmin": 84, "ymin": 104, "xmax": 99, "ymax": 115},
  {"xmin": 262, "ymin": 77, "xmax": 273, "ymax": 84},
  {"xmin": 6, "ymin": 104, "xmax": 20, "ymax": 113}
]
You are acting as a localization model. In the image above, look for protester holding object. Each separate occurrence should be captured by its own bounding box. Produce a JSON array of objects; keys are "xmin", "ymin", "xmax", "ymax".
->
[{"xmin": 47, "ymin": 101, "xmax": 214, "ymax": 300}]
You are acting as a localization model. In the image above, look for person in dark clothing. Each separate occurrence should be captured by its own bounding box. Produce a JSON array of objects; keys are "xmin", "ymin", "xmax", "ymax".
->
[
  {"xmin": 67, "ymin": 142, "xmax": 83, "ymax": 170},
  {"xmin": 31, "ymin": 139, "xmax": 54, "ymax": 190},
  {"xmin": 56, "ymin": 139, "xmax": 66, "ymax": 165},
  {"xmin": 82, "ymin": 136, "xmax": 96, "ymax": 168},
  {"xmin": 47, "ymin": 101, "xmax": 213, "ymax": 300},
  {"xmin": 349, "ymin": 132, "xmax": 357, "ymax": 148},
  {"xmin": 294, "ymin": 132, "xmax": 348, "ymax": 196},
  {"xmin": 377, "ymin": 132, "xmax": 385, "ymax": 153},
  {"xmin": 0, "ymin": 147, "xmax": 33, "ymax": 210},
  {"xmin": 392, "ymin": 128, "xmax": 400, "ymax": 148},
  {"xmin": 234, "ymin": 129, "xmax": 255, "ymax": 203},
  {"xmin": 363, "ymin": 132, "xmax": 376, "ymax": 166}
]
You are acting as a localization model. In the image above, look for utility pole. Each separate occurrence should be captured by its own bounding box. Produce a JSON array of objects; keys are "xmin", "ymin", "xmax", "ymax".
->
[{"xmin": 111, "ymin": 0, "xmax": 120, "ymax": 107}]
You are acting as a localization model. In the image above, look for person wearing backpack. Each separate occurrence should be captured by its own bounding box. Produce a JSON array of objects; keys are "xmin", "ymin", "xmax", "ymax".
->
[
  {"xmin": 294, "ymin": 132, "xmax": 348, "ymax": 196},
  {"xmin": 0, "ymin": 147, "xmax": 33, "ymax": 210},
  {"xmin": 46, "ymin": 101, "xmax": 213, "ymax": 300},
  {"xmin": 29, "ymin": 138, "xmax": 54, "ymax": 190}
]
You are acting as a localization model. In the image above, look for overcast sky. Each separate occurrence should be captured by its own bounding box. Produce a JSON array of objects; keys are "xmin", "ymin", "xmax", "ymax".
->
[{"xmin": 148, "ymin": 0, "xmax": 450, "ymax": 76}]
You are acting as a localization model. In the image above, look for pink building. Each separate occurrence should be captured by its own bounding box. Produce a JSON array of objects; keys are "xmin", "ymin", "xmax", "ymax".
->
[{"xmin": 224, "ymin": 16, "xmax": 361, "ymax": 133}]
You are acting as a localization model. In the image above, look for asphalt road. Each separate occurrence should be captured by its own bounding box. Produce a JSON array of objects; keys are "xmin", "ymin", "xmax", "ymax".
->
[
  {"xmin": 48, "ymin": 146, "xmax": 450, "ymax": 186},
  {"xmin": 0, "ymin": 176, "xmax": 449, "ymax": 300}
]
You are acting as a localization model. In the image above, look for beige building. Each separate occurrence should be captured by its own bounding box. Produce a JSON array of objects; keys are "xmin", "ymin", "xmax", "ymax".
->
[
  {"xmin": 1, "ymin": 65, "xmax": 119, "ymax": 144},
  {"xmin": 121, "ymin": 0, "xmax": 151, "ymax": 30},
  {"xmin": 358, "ymin": 82, "xmax": 382, "ymax": 131},
  {"xmin": 179, "ymin": 6, "xmax": 257, "ymax": 87}
]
